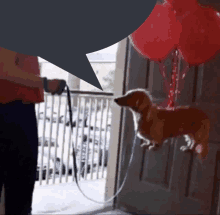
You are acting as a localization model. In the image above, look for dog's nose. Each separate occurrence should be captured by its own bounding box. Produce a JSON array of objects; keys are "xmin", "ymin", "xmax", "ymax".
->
[{"xmin": 114, "ymin": 98, "xmax": 118, "ymax": 103}]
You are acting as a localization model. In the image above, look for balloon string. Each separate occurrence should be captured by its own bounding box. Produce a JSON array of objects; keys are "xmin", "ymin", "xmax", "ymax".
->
[
  {"xmin": 167, "ymin": 50, "xmax": 179, "ymax": 110},
  {"xmin": 180, "ymin": 63, "xmax": 189, "ymax": 79},
  {"xmin": 159, "ymin": 62, "xmax": 170, "ymax": 94},
  {"xmin": 175, "ymin": 53, "xmax": 180, "ymax": 103},
  {"xmin": 159, "ymin": 51, "xmax": 189, "ymax": 110},
  {"xmin": 178, "ymin": 63, "xmax": 189, "ymax": 92}
]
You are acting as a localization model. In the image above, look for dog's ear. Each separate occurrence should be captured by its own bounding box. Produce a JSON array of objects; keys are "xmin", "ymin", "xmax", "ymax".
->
[{"xmin": 137, "ymin": 93, "xmax": 152, "ymax": 111}]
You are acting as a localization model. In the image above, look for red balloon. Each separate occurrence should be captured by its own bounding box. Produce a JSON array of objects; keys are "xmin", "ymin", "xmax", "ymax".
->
[
  {"xmin": 166, "ymin": 0, "xmax": 199, "ymax": 21},
  {"xmin": 178, "ymin": 6, "xmax": 220, "ymax": 65},
  {"xmin": 130, "ymin": 2, "xmax": 182, "ymax": 62},
  {"xmin": 131, "ymin": 0, "xmax": 220, "ymax": 65}
]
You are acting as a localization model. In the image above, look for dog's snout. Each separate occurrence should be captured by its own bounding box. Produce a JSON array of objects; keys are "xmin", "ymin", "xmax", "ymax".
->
[
  {"xmin": 114, "ymin": 96, "xmax": 128, "ymax": 107},
  {"xmin": 114, "ymin": 98, "xmax": 119, "ymax": 103}
]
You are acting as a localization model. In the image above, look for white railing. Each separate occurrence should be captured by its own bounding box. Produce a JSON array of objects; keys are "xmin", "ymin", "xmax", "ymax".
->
[{"xmin": 35, "ymin": 90, "xmax": 113, "ymax": 186}]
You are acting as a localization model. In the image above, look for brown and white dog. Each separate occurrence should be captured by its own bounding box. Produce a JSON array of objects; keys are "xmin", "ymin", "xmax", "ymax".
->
[{"xmin": 114, "ymin": 89, "xmax": 210, "ymax": 162}]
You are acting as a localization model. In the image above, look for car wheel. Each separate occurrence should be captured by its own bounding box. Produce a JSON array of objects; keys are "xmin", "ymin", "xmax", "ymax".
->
[
  {"xmin": 99, "ymin": 150, "xmax": 108, "ymax": 167},
  {"xmin": 81, "ymin": 163, "xmax": 91, "ymax": 178},
  {"xmin": 66, "ymin": 120, "xmax": 76, "ymax": 127},
  {"xmin": 59, "ymin": 116, "xmax": 64, "ymax": 123},
  {"xmin": 83, "ymin": 134, "xmax": 87, "ymax": 142},
  {"xmin": 84, "ymin": 118, "xmax": 88, "ymax": 127},
  {"xmin": 68, "ymin": 169, "xmax": 72, "ymax": 175},
  {"xmin": 36, "ymin": 171, "xmax": 39, "ymax": 181},
  {"xmin": 107, "ymin": 124, "xmax": 111, "ymax": 131},
  {"xmin": 55, "ymin": 158, "xmax": 66, "ymax": 175},
  {"xmin": 71, "ymin": 121, "xmax": 76, "ymax": 128},
  {"xmin": 42, "ymin": 170, "xmax": 47, "ymax": 180}
]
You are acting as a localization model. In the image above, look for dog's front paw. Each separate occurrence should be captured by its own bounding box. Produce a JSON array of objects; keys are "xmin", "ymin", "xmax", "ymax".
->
[
  {"xmin": 148, "ymin": 145, "xmax": 155, "ymax": 151},
  {"xmin": 180, "ymin": 146, "xmax": 191, "ymax": 152},
  {"xmin": 149, "ymin": 144, "xmax": 160, "ymax": 151}
]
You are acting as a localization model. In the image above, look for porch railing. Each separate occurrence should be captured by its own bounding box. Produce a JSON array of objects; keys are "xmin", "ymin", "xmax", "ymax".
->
[{"xmin": 35, "ymin": 90, "xmax": 114, "ymax": 186}]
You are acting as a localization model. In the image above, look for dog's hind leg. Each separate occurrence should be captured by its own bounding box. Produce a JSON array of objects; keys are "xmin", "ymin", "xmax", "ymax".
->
[
  {"xmin": 140, "ymin": 139, "xmax": 151, "ymax": 147},
  {"xmin": 148, "ymin": 141, "xmax": 160, "ymax": 151},
  {"xmin": 183, "ymin": 135, "xmax": 190, "ymax": 143}
]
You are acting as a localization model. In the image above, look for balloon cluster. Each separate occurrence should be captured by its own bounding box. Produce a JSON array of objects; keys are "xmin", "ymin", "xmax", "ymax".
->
[
  {"xmin": 130, "ymin": 0, "xmax": 220, "ymax": 65},
  {"xmin": 130, "ymin": 0, "xmax": 220, "ymax": 109}
]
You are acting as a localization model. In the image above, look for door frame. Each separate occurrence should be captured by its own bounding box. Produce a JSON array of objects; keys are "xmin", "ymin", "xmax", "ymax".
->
[{"xmin": 78, "ymin": 38, "xmax": 130, "ymax": 215}]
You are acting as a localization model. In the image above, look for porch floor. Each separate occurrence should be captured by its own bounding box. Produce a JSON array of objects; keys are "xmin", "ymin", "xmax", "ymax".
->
[
  {"xmin": 32, "ymin": 176, "xmax": 106, "ymax": 215},
  {"xmin": 96, "ymin": 210, "xmax": 131, "ymax": 215}
]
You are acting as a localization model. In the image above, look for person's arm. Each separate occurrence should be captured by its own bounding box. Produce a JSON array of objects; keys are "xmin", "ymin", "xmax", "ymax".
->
[
  {"xmin": 1, "ymin": 68, "xmax": 44, "ymax": 89},
  {"xmin": 0, "ymin": 48, "xmax": 44, "ymax": 89},
  {"xmin": 0, "ymin": 48, "xmax": 65, "ymax": 95}
]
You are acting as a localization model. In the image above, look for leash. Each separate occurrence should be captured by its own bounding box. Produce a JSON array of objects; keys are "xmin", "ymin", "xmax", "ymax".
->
[
  {"xmin": 66, "ymin": 85, "xmax": 138, "ymax": 203},
  {"xmin": 49, "ymin": 79, "xmax": 138, "ymax": 204}
]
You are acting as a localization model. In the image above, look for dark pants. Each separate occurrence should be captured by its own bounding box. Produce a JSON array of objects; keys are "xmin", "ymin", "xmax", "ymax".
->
[{"xmin": 0, "ymin": 101, "xmax": 38, "ymax": 215}]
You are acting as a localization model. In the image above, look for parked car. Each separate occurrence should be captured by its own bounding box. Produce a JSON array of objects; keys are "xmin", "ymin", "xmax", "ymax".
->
[
  {"xmin": 37, "ymin": 109, "xmax": 111, "ymax": 173},
  {"xmin": 83, "ymin": 127, "xmax": 110, "ymax": 147},
  {"xmin": 36, "ymin": 154, "xmax": 54, "ymax": 181},
  {"xmin": 37, "ymin": 121, "xmax": 98, "ymax": 175},
  {"xmin": 38, "ymin": 137, "xmax": 104, "ymax": 176},
  {"xmin": 61, "ymin": 106, "xmax": 88, "ymax": 128},
  {"xmin": 88, "ymin": 108, "xmax": 112, "ymax": 131},
  {"xmin": 80, "ymin": 127, "xmax": 110, "ymax": 166},
  {"xmin": 76, "ymin": 138, "xmax": 109, "ymax": 168},
  {"xmin": 36, "ymin": 106, "xmax": 62, "ymax": 123},
  {"xmin": 38, "ymin": 137, "xmax": 58, "ymax": 147}
]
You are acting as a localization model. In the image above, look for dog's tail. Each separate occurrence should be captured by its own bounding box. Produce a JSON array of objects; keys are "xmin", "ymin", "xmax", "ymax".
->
[{"xmin": 196, "ymin": 119, "xmax": 210, "ymax": 163}]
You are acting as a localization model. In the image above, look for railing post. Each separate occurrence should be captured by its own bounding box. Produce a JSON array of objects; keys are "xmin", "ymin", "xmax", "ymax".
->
[{"xmin": 67, "ymin": 73, "xmax": 80, "ymax": 108}]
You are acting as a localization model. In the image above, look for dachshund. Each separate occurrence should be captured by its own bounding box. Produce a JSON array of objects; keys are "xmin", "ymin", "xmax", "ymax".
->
[{"xmin": 114, "ymin": 89, "xmax": 210, "ymax": 162}]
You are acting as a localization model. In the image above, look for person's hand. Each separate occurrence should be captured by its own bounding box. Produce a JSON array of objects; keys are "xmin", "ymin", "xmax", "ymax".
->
[{"xmin": 47, "ymin": 79, "xmax": 66, "ymax": 95}]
